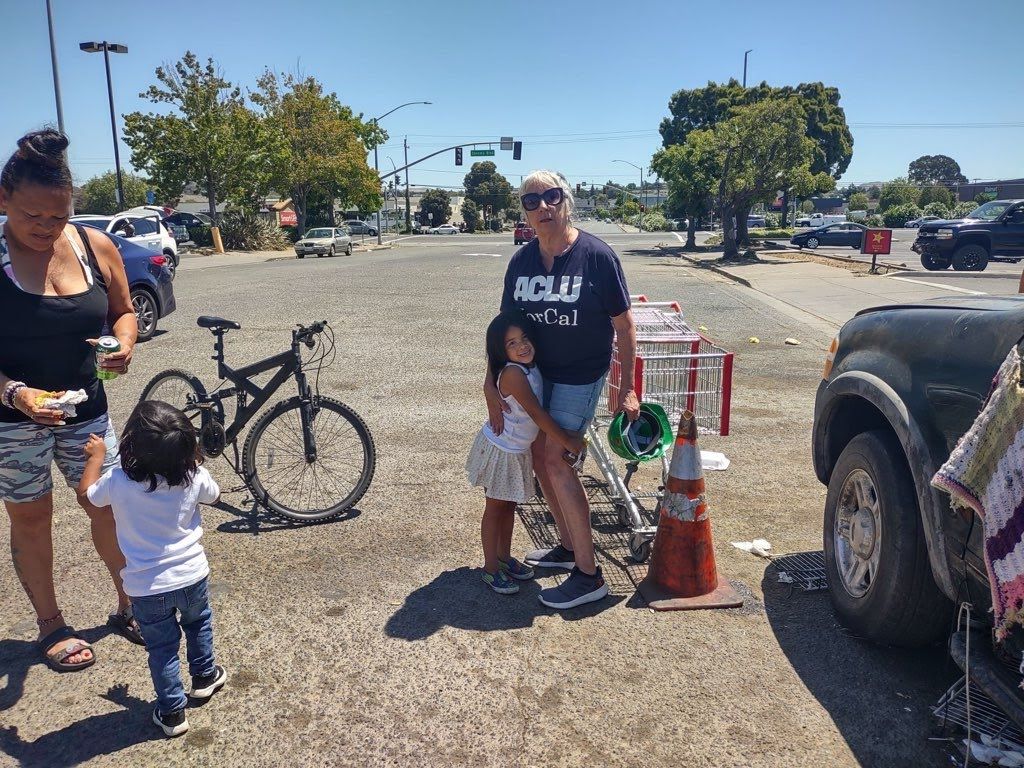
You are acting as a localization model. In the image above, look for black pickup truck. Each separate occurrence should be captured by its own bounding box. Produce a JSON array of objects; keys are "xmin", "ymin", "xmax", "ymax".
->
[
  {"xmin": 913, "ymin": 199, "xmax": 1024, "ymax": 271},
  {"xmin": 813, "ymin": 295, "xmax": 1024, "ymax": 728}
]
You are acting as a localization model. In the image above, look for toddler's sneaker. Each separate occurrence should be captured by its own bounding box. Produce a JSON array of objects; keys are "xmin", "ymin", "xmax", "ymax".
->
[
  {"xmin": 153, "ymin": 707, "xmax": 189, "ymax": 737},
  {"xmin": 524, "ymin": 544, "xmax": 575, "ymax": 570},
  {"xmin": 482, "ymin": 569, "xmax": 519, "ymax": 595},
  {"xmin": 190, "ymin": 665, "xmax": 228, "ymax": 700},
  {"xmin": 499, "ymin": 557, "xmax": 535, "ymax": 581}
]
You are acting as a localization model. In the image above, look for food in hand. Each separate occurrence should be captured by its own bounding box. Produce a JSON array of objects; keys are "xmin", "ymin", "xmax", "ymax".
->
[{"xmin": 36, "ymin": 389, "xmax": 89, "ymax": 418}]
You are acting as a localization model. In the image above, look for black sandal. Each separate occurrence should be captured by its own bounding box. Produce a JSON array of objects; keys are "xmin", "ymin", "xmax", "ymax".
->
[
  {"xmin": 39, "ymin": 625, "xmax": 96, "ymax": 672},
  {"xmin": 107, "ymin": 606, "xmax": 145, "ymax": 645}
]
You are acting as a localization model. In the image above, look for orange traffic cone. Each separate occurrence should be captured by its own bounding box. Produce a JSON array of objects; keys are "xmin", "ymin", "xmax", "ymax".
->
[{"xmin": 638, "ymin": 410, "xmax": 742, "ymax": 611}]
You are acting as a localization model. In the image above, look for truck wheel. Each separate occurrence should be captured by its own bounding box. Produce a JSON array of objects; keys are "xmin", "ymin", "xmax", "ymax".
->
[
  {"xmin": 823, "ymin": 429, "xmax": 950, "ymax": 647},
  {"xmin": 920, "ymin": 253, "xmax": 951, "ymax": 271},
  {"xmin": 952, "ymin": 244, "xmax": 989, "ymax": 272}
]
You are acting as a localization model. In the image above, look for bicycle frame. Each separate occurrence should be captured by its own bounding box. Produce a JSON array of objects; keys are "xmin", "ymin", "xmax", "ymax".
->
[{"xmin": 203, "ymin": 330, "xmax": 312, "ymax": 450}]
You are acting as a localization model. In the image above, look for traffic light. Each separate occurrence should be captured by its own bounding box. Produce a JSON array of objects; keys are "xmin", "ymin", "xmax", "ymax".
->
[
  {"xmin": 455, "ymin": 147, "xmax": 463, "ymax": 166},
  {"xmin": 576, "ymin": 183, "xmax": 581, "ymax": 194},
  {"xmin": 512, "ymin": 141, "xmax": 522, "ymax": 161}
]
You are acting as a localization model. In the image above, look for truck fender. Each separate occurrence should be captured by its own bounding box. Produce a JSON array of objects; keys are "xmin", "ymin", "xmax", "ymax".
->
[{"xmin": 823, "ymin": 370, "xmax": 957, "ymax": 597}]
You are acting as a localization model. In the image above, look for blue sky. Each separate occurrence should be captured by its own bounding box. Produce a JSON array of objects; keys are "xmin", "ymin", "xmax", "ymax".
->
[{"xmin": 2, "ymin": 0, "xmax": 1022, "ymax": 195}]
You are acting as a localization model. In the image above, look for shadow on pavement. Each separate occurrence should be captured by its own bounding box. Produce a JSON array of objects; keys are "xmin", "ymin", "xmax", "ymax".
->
[
  {"xmin": 385, "ymin": 567, "xmax": 625, "ymax": 641},
  {"xmin": 761, "ymin": 567, "xmax": 957, "ymax": 766},
  {"xmin": 0, "ymin": 683, "xmax": 156, "ymax": 767},
  {"xmin": 213, "ymin": 496, "xmax": 362, "ymax": 535}
]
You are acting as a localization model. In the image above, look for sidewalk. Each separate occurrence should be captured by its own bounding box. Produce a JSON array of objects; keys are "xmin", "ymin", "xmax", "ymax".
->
[{"xmin": 672, "ymin": 250, "xmax": 950, "ymax": 331}]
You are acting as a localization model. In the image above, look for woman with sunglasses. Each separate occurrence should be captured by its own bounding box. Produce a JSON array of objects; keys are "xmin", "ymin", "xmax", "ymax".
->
[{"xmin": 491, "ymin": 170, "xmax": 639, "ymax": 610}]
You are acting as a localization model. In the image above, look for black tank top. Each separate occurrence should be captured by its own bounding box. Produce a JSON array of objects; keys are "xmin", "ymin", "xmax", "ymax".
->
[{"xmin": 0, "ymin": 224, "xmax": 109, "ymax": 424}]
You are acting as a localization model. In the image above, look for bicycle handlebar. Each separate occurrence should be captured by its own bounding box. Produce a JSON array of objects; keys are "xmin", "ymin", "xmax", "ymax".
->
[{"xmin": 295, "ymin": 320, "xmax": 329, "ymax": 348}]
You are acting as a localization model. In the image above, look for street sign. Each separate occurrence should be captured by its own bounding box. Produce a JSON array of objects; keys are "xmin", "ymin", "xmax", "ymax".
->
[
  {"xmin": 861, "ymin": 228, "xmax": 893, "ymax": 274},
  {"xmin": 470, "ymin": 149, "xmax": 495, "ymax": 157},
  {"xmin": 500, "ymin": 137, "xmax": 514, "ymax": 151},
  {"xmin": 146, "ymin": 190, "xmax": 156, "ymax": 204}
]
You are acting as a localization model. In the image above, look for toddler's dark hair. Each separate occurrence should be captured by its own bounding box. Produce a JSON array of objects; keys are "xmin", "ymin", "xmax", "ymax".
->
[
  {"xmin": 485, "ymin": 311, "xmax": 537, "ymax": 382},
  {"xmin": 1, "ymin": 128, "xmax": 73, "ymax": 192},
  {"xmin": 120, "ymin": 400, "xmax": 202, "ymax": 491}
]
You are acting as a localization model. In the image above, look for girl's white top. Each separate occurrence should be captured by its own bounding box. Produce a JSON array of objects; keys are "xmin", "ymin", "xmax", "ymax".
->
[
  {"xmin": 86, "ymin": 466, "xmax": 220, "ymax": 597},
  {"xmin": 482, "ymin": 363, "xmax": 543, "ymax": 454}
]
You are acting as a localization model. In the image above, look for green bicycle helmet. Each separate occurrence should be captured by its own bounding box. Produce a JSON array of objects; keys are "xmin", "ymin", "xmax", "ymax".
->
[{"xmin": 607, "ymin": 403, "xmax": 673, "ymax": 462}]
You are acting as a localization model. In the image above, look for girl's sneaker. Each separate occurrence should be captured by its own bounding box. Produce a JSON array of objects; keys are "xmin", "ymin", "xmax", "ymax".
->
[
  {"xmin": 499, "ymin": 557, "xmax": 535, "ymax": 581},
  {"xmin": 482, "ymin": 569, "xmax": 519, "ymax": 594}
]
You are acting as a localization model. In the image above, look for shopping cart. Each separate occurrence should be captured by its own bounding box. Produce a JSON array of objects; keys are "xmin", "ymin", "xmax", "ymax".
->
[{"xmin": 585, "ymin": 297, "xmax": 733, "ymax": 562}]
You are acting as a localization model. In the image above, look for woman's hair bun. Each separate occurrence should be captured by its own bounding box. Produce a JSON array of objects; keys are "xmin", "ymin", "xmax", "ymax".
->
[{"xmin": 16, "ymin": 129, "xmax": 70, "ymax": 169}]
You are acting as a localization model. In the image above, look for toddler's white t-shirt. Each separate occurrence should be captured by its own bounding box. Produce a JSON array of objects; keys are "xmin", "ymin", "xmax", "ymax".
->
[{"xmin": 87, "ymin": 465, "xmax": 220, "ymax": 597}]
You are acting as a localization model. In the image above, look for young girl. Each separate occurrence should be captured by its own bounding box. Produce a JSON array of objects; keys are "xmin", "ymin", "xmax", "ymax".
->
[
  {"xmin": 466, "ymin": 312, "xmax": 585, "ymax": 594},
  {"xmin": 79, "ymin": 400, "xmax": 226, "ymax": 737}
]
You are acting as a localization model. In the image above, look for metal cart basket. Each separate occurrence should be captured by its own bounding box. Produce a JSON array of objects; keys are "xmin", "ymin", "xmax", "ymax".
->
[{"xmin": 585, "ymin": 298, "xmax": 733, "ymax": 562}]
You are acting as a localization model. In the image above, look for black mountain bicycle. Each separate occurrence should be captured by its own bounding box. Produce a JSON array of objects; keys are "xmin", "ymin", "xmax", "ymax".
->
[{"xmin": 139, "ymin": 316, "xmax": 375, "ymax": 523}]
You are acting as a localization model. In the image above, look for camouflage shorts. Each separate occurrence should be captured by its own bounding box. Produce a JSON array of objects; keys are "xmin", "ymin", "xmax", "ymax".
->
[{"xmin": 0, "ymin": 413, "xmax": 120, "ymax": 503}]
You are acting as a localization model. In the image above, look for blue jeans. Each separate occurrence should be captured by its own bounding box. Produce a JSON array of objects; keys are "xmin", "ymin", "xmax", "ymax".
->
[
  {"xmin": 542, "ymin": 375, "xmax": 607, "ymax": 433},
  {"xmin": 131, "ymin": 576, "xmax": 216, "ymax": 714}
]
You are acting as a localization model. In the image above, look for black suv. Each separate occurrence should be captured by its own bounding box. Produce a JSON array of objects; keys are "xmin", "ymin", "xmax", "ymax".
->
[
  {"xmin": 913, "ymin": 199, "xmax": 1024, "ymax": 271},
  {"xmin": 813, "ymin": 295, "xmax": 1024, "ymax": 727}
]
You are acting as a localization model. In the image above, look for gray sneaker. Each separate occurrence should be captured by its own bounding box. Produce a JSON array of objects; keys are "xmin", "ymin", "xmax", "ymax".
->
[
  {"xmin": 538, "ymin": 567, "xmax": 608, "ymax": 610},
  {"xmin": 524, "ymin": 544, "xmax": 575, "ymax": 570}
]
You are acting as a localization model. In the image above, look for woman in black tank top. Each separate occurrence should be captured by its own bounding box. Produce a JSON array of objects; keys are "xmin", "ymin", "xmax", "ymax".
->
[{"xmin": 0, "ymin": 130, "xmax": 141, "ymax": 670}]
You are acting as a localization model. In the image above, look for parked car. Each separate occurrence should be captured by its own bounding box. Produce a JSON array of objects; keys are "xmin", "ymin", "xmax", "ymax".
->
[
  {"xmin": 812, "ymin": 294, "xmax": 1024, "ymax": 728},
  {"xmin": 913, "ymin": 199, "xmax": 1024, "ymax": 271},
  {"xmin": 160, "ymin": 211, "xmax": 212, "ymax": 242},
  {"xmin": 72, "ymin": 214, "xmax": 179, "ymax": 274},
  {"xmin": 790, "ymin": 222, "xmax": 867, "ymax": 250},
  {"xmin": 795, "ymin": 213, "xmax": 847, "ymax": 228},
  {"xmin": 905, "ymin": 214, "xmax": 941, "ymax": 228},
  {"xmin": 514, "ymin": 221, "xmax": 536, "ymax": 245},
  {"xmin": 342, "ymin": 220, "xmax": 378, "ymax": 236},
  {"xmin": 94, "ymin": 230, "xmax": 176, "ymax": 342},
  {"xmin": 746, "ymin": 214, "xmax": 767, "ymax": 228},
  {"xmin": 294, "ymin": 227, "xmax": 353, "ymax": 258},
  {"xmin": 430, "ymin": 224, "xmax": 459, "ymax": 235}
]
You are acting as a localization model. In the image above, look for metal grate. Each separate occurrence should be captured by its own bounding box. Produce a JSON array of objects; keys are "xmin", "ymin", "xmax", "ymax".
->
[
  {"xmin": 771, "ymin": 550, "xmax": 828, "ymax": 592},
  {"xmin": 934, "ymin": 675, "xmax": 1024, "ymax": 755}
]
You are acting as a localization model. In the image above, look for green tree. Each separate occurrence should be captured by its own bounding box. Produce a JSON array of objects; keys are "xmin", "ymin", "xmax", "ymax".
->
[
  {"xmin": 922, "ymin": 201, "xmax": 950, "ymax": 218},
  {"xmin": 79, "ymin": 171, "xmax": 149, "ymax": 214},
  {"xmin": 882, "ymin": 202, "xmax": 922, "ymax": 228},
  {"xmin": 919, "ymin": 184, "xmax": 955, "ymax": 209},
  {"xmin": 419, "ymin": 188, "xmax": 452, "ymax": 226},
  {"xmin": 460, "ymin": 200, "xmax": 480, "ymax": 232},
  {"xmin": 123, "ymin": 52, "xmax": 260, "ymax": 224},
  {"xmin": 952, "ymin": 200, "xmax": 978, "ymax": 218},
  {"xmin": 800, "ymin": 200, "xmax": 815, "ymax": 214},
  {"xmin": 908, "ymin": 154, "xmax": 967, "ymax": 186},
  {"xmin": 877, "ymin": 177, "xmax": 920, "ymax": 212},
  {"xmin": 847, "ymin": 192, "xmax": 870, "ymax": 212},
  {"xmin": 651, "ymin": 139, "xmax": 717, "ymax": 248},
  {"xmin": 975, "ymin": 191, "xmax": 997, "ymax": 204},
  {"xmin": 252, "ymin": 72, "xmax": 380, "ymax": 235},
  {"xmin": 463, "ymin": 162, "xmax": 515, "ymax": 221}
]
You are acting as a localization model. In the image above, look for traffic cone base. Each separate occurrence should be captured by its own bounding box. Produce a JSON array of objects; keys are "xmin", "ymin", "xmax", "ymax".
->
[{"xmin": 638, "ymin": 576, "xmax": 743, "ymax": 612}]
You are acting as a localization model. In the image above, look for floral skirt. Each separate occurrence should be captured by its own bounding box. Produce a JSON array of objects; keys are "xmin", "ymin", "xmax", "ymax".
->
[{"xmin": 465, "ymin": 430, "xmax": 535, "ymax": 503}]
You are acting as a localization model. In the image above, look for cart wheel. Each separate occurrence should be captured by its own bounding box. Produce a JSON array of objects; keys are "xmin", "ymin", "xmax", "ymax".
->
[
  {"xmin": 628, "ymin": 533, "xmax": 652, "ymax": 563},
  {"xmin": 615, "ymin": 503, "xmax": 631, "ymax": 527}
]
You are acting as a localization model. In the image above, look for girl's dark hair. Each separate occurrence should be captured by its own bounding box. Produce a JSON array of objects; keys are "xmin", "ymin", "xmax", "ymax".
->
[
  {"xmin": 485, "ymin": 311, "xmax": 536, "ymax": 382},
  {"xmin": 120, "ymin": 400, "xmax": 202, "ymax": 492},
  {"xmin": 1, "ymin": 128, "xmax": 72, "ymax": 193}
]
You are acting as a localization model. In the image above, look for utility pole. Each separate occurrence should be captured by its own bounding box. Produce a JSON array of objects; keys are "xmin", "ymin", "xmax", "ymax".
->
[
  {"xmin": 370, "ymin": 101, "xmax": 430, "ymax": 243},
  {"xmin": 743, "ymin": 49, "xmax": 753, "ymax": 88},
  {"xmin": 404, "ymin": 136, "xmax": 411, "ymax": 233},
  {"xmin": 46, "ymin": 0, "xmax": 65, "ymax": 135}
]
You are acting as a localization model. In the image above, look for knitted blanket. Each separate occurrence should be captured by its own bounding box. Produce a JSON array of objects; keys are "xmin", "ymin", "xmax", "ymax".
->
[{"xmin": 932, "ymin": 346, "xmax": 1024, "ymax": 640}]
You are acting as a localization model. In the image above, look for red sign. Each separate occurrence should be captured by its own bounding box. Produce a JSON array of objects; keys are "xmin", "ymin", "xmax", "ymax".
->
[
  {"xmin": 279, "ymin": 210, "xmax": 297, "ymax": 227},
  {"xmin": 861, "ymin": 228, "xmax": 892, "ymax": 255}
]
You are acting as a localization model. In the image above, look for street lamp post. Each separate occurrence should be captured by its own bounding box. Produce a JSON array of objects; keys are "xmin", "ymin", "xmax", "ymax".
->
[
  {"xmin": 743, "ymin": 49, "xmax": 753, "ymax": 88},
  {"xmin": 80, "ymin": 41, "xmax": 128, "ymax": 208},
  {"xmin": 612, "ymin": 159, "xmax": 644, "ymax": 233},
  {"xmin": 371, "ymin": 101, "xmax": 430, "ymax": 244}
]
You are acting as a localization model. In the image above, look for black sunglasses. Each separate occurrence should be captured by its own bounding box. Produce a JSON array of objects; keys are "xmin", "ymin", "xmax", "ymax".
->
[{"xmin": 521, "ymin": 187, "xmax": 564, "ymax": 212}]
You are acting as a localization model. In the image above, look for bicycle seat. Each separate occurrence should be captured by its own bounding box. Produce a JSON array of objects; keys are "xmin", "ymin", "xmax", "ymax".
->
[{"xmin": 197, "ymin": 316, "xmax": 241, "ymax": 331}]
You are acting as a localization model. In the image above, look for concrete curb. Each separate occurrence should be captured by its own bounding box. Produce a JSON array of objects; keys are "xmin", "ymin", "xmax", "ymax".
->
[{"xmin": 760, "ymin": 246, "xmax": 917, "ymax": 274}]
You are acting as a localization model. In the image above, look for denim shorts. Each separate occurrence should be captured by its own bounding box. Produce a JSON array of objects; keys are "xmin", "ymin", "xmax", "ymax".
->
[
  {"xmin": 542, "ymin": 375, "xmax": 607, "ymax": 434},
  {"xmin": 0, "ymin": 413, "xmax": 119, "ymax": 503}
]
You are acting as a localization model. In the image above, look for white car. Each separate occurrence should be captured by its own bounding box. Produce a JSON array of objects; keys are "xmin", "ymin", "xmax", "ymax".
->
[
  {"xmin": 72, "ymin": 213, "xmax": 179, "ymax": 273},
  {"xmin": 906, "ymin": 215, "xmax": 941, "ymax": 228},
  {"xmin": 430, "ymin": 224, "xmax": 459, "ymax": 235},
  {"xmin": 294, "ymin": 227, "xmax": 353, "ymax": 258}
]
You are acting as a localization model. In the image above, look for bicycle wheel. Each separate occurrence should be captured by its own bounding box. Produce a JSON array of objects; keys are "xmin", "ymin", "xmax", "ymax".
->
[
  {"xmin": 241, "ymin": 395, "xmax": 375, "ymax": 522},
  {"xmin": 139, "ymin": 369, "xmax": 207, "ymax": 425}
]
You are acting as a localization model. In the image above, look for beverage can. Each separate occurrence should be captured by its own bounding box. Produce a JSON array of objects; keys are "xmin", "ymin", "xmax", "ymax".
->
[{"xmin": 95, "ymin": 336, "xmax": 121, "ymax": 381}]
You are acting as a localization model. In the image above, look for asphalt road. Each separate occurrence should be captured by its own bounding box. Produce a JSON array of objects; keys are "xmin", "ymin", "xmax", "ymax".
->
[{"xmin": 0, "ymin": 229, "xmax": 957, "ymax": 767}]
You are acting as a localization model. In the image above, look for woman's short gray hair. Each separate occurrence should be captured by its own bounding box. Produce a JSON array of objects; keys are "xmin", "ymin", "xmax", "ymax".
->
[{"xmin": 519, "ymin": 170, "xmax": 575, "ymax": 217}]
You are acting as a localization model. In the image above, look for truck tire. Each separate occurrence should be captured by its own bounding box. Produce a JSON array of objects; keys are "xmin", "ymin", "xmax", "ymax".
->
[
  {"xmin": 823, "ymin": 429, "xmax": 950, "ymax": 647},
  {"xmin": 952, "ymin": 244, "xmax": 989, "ymax": 272},
  {"xmin": 921, "ymin": 253, "xmax": 951, "ymax": 271}
]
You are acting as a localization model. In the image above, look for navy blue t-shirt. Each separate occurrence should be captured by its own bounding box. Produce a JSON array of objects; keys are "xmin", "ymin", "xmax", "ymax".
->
[{"xmin": 501, "ymin": 230, "xmax": 630, "ymax": 384}]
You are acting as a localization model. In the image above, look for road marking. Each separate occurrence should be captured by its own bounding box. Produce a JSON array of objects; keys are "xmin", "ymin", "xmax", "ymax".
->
[
  {"xmin": 463, "ymin": 253, "xmax": 504, "ymax": 258},
  {"xmin": 885, "ymin": 275, "xmax": 987, "ymax": 295},
  {"xmin": 673, "ymin": 232, "xmax": 685, "ymax": 244}
]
